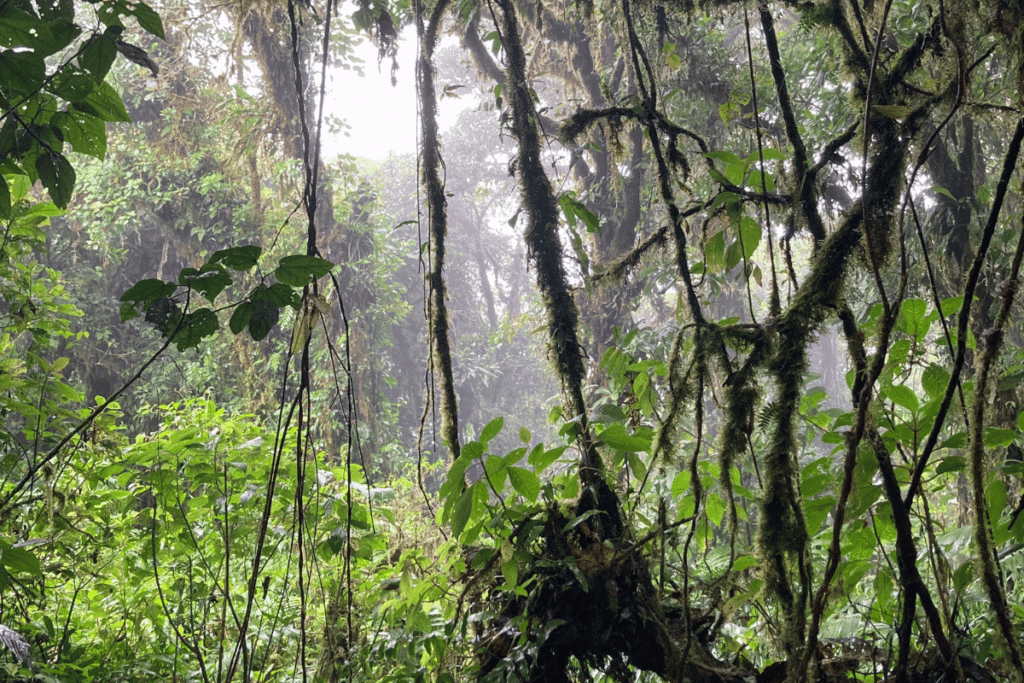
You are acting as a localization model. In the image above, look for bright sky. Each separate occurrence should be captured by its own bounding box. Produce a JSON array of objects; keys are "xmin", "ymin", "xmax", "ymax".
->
[{"xmin": 325, "ymin": 33, "xmax": 467, "ymax": 161}]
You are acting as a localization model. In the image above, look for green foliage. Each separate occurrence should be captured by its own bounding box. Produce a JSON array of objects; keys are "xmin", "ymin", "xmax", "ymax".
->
[
  {"xmin": 0, "ymin": 0, "xmax": 162, "ymax": 211},
  {"xmin": 118, "ymin": 246, "xmax": 332, "ymax": 350}
]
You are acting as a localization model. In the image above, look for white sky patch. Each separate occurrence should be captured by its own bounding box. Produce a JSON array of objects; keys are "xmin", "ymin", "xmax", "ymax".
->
[{"xmin": 324, "ymin": 32, "xmax": 468, "ymax": 161}]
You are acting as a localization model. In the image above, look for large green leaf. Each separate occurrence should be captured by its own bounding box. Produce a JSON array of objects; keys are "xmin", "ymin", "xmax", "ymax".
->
[
  {"xmin": 480, "ymin": 416, "xmax": 504, "ymax": 442},
  {"xmin": 179, "ymin": 266, "xmax": 231, "ymax": 303},
  {"xmin": 79, "ymin": 32, "xmax": 118, "ymax": 84},
  {"xmin": 210, "ymin": 245, "xmax": 262, "ymax": 270},
  {"xmin": 0, "ymin": 50, "xmax": 46, "ymax": 95},
  {"xmin": 528, "ymin": 445, "xmax": 565, "ymax": 473},
  {"xmin": 121, "ymin": 278, "xmax": 176, "ymax": 305},
  {"xmin": 173, "ymin": 308, "xmax": 219, "ymax": 351},
  {"xmin": 449, "ymin": 485, "xmax": 475, "ymax": 538},
  {"xmin": 229, "ymin": 301, "xmax": 252, "ymax": 334},
  {"xmin": 508, "ymin": 467, "xmax": 539, "ymax": 502},
  {"xmin": 72, "ymin": 80, "xmax": 131, "ymax": 122},
  {"xmin": 130, "ymin": 1, "xmax": 165, "ymax": 38},
  {"xmin": 0, "ymin": 6, "xmax": 55, "ymax": 51},
  {"xmin": 35, "ymin": 152, "xmax": 76, "ymax": 208},
  {"xmin": 0, "ymin": 543, "xmax": 41, "ymax": 576},
  {"xmin": 50, "ymin": 109, "xmax": 105, "ymax": 159},
  {"xmin": 248, "ymin": 299, "xmax": 279, "ymax": 341},
  {"xmin": 49, "ymin": 66, "xmax": 95, "ymax": 103},
  {"xmin": 886, "ymin": 384, "xmax": 919, "ymax": 414},
  {"xmin": 274, "ymin": 254, "xmax": 334, "ymax": 287},
  {"xmin": 597, "ymin": 423, "xmax": 650, "ymax": 452},
  {"xmin": 252, "ymin": 282, "xmax": 301, "ymax": 309}
]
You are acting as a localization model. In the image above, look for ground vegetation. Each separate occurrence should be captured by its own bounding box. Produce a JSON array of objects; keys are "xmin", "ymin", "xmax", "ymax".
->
[{"xmin": 1, "ymin": 0, "xmax": 1024, "ymax": 680}]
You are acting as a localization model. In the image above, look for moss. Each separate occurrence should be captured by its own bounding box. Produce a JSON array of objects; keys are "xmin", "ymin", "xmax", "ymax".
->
[
  {"xmin": 497, "ymin": 0, "xmax": 601, "ymax": 480},
  {"xmin": 418, "ymin": 0, "xmax": 460, "ymax": 461}
]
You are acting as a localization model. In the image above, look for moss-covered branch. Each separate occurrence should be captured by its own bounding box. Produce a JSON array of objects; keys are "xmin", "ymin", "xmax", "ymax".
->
[
  {"xmin": 418, "ymin": 0, "xmax": 460, "ymax": 461},
  {"xmin": 496, "ymin": 0, "xmax": 602, "ymax": 481},
  {"xmin": 965, "ymin": 118, "xmax": 1024, "ymax": 680}
]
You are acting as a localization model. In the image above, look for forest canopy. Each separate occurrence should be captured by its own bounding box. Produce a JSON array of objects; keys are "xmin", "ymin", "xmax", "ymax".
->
[{"xmin": 1, "ymin": 0, "xmax": 1024, "ymax": 680}]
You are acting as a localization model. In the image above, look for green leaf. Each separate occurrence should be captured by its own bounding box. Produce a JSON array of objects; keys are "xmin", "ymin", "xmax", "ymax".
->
[
  {"xmin": 46, "ymin": 20, "xmax": 81, "ymax": 53},
  {"xmin": 952, "ymin": 561, "xmax": 972, "ymax": 592},
  {"xmin": 706, "ymin": 150, "xmax": 741, "ymax": 164},
  {"xmin": 450, "ymin": 486, "xmax": 474, "ymax": 538},
  {"xmin": 519, "ymin": 426, "xmax": 531, "ymax": 443},
  {"xmin": 591, "ymin": 403, "xmax": 627, "ymax": 423},
  {"xmin": 352, "ymin": 6, "xmax": 374, "ymax": 30},
  {"xmin": 0, "ymin": 175, "xmax": 9, "ymax": 220},
  {"xmin": 705, "ymin": 231, "xmax": 725, "ymax": 273},
  {"xmin": 900, "ymin": 298, "xmax": 927, "ymax": 322},
  {"xmin": 705, "ymin": 493, "xmax": 725, "ymax": 526},
  {"xmin": 121, "ymin": 278, "xmax": 176, "ymax": 303},
  {"xmin": 921, "ymin": 364, "xmax": 949, "ymax": 400},
  {"xmin": 50, "ymin": 109, "xmax": 106, "ymax": 159},
  {"xmin": 79, "ymin": 32, "xmax": 119, "ymax": 83},
  {"xmin": 173, "ymin": 308, "xmax": 219, "ymax": 351},
  {"xmin": 984, "ymin": 427, "xmax": 1017, "ymax": 448},
  {"xmin": 804, "ymin": 496, "xmax": 835, "ymax": 533},
  {"xmin": 0, "ymin": 50, "xmax": 46, "ymax": 96},
  {"xmin": 724, "ymin": 160, "xmax": 746, "ymax": 186},
  {"xmin": 941, "ymin": 432, "xmax": 967, "ymax": 449},
  {"xmin": 484, "ymin": 455, "xmax": 508, "ymax": 490},
  {"xmin": 528, "ymin": 445, "xmax": 565, "ymax": 473},
  {"xmin": 130, "ymin": 1, "xmax": 165, "ymax": 38},
  {"xmin": 274, "ymin": 254, "xmax": 334, "ymax": 287},
  {"xmin": 210, "ymin": 245, "xmax": 261, "ymax": 270},
  {"xmin": 671, "ymin": 470, "xmax": 691, "ymax": 498},
  {"xmin": 508, "ymin": 467, "xmax": 539, "ymax": 501},
  {"xmin": 503, "ymin": 447, "xmax": 527, "ymax": 466},
  {"xmin": 725, "ymin": 239, "xmax": 742, "ymax": 271},
  {"xmin": 248, "ymin": 299, "xmax": 279, "ymax": 341},
  {"xmin": 480, "ymin": 416, "xmax": 504, "ymax": 442},
  {"xmin": 179, "ymin": 266, "xmax": 231, "ymax": 303},
  {"xmin": 0, "ymin": 6, "xmax": 54, "ymax": 50},
  {"xmin": 886, "ymin": 384, "xmax": 919, "ymax": 413},
  {"xmin": 229, "ymin": 302, "xmax": 252, "ymax": 334},
  {"xmin": 936, "ymin": 456, "xmax": 966, "ymax": 475},
  {"xmin": 252, "ymin": 282, "xmax": 301, "ymax": 309},
  {"xmin": 988, "ymin": 479, "xmax": 1007, "ymax": 525},
  {"xmin": 35, "ymin": 152, "xmax": 75, "ymax": 208},
  {"xmin": 49, "ymin": 66, "xmax": 96, "ymax": 103},
  {"xmin": 739, "ymin": 217, "xmax": 761, "ymax": 257},
  {"xmin": 501, "ymin": 556, "xmax": 518, "ymax": 587},
  {"xmin": 0, "ymin": 544, "xmax": 41, "ymax": 576},
  {"xmin": 626, "ymin": 451, "xmax": 647, "ymax": 480},
  {"xmin": 707, "ymin": 167, "xmax": 731, "ymax": 186},
  {"xmin": 73, "ymin": 80, "xmax": 131, "ymax": 122},
  {"xmin": 597, "ymin": 423, "xmax": 650, "ymax": 452},
  {"xmin": 939, "ymin": 295, "xmax": 963, "ymax": 316}
]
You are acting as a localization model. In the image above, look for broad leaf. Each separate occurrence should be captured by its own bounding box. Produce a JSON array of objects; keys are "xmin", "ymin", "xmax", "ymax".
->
[
  {"xmin": 210, "ymin": 245, "xmax": 261, "ymax": 270},
  {"xmin": 508, "ymin": 467, "xmax": 539, "ymax": 501},
  {"xmin": 274, "ymin": 254, "xmax": 333, "ymax": 287},
  {"xmin": 79, "ymin": 32, "xmax": 118, "ymax": 84},
  {"xmin": 480, "ymin": 416, "xmax": 504, "ymax": 442},
  {"xmin": 35, "ymin": 152, "xmax": 76, "ymax": 208},
  {"xmin": 597, "ymin": 423, "xmax": 650, "ymax": 452},
  {"xmin": 248, "ymin": 299, "xmax": 279, "ymax": 341}
]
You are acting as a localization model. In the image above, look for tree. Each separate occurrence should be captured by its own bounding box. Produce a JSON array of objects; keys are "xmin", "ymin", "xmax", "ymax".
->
[{"xmin": 5, "ymin": 0, "xmax": 1024, "ymax": 680}]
